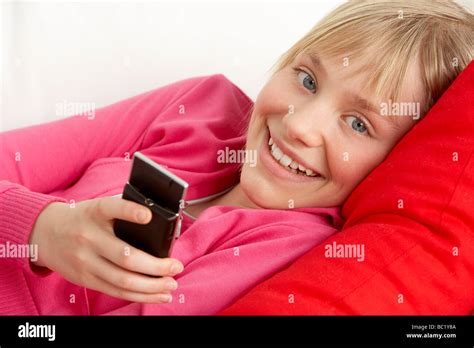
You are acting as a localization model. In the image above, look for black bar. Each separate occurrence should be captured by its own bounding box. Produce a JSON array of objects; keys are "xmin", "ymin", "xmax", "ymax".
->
[{"xmin": 0, "ymin": 316, "xmax": 473, "ymax": 346}]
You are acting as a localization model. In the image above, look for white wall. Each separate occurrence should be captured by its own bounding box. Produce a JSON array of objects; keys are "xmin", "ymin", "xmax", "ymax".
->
[
  {"xmin": 0, "ymin": 0, "xmax": 344, "ymax": 131},
  {"xmin": 1, "ymin": 0, "xmax": 472, "ymax": 132}
]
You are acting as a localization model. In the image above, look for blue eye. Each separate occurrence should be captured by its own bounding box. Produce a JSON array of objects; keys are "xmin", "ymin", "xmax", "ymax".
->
[
  {"xmin": 344, "ymin": 115, "xmax": 368, "ymax": 135},
  {"xmin": 295, "ymin": 69, "xmax": 317, "ymax": 93}
]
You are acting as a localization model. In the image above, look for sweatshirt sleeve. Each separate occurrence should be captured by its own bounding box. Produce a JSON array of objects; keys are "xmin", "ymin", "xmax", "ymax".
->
[
  {"xmin": 0, "ymin": 75, "xmax": 205, "ymax": 194},
  {"xmin": 0, "ymin": 76, "xmax": 206, "ymax": 273},
  {"xmin": 0, "ymin": 181, "xmax": 67, "ymax": 272}
]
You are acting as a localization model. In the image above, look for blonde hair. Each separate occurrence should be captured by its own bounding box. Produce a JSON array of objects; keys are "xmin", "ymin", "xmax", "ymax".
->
[{"xmin": 269, "ymin": 0, "xmax": 474, "ymax": 116}]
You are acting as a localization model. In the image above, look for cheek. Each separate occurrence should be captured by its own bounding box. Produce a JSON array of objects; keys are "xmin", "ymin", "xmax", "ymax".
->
[
  {"xmin": 254, "ymin": 80, "xmax": 295, "ymax": 118},
  {"xmin": 329, "ymin": 144, "xmax": 386, "ymax": 193},
  {"xmin": 246, "ymin": 82, "xmax": 295, "ymax": 149}
]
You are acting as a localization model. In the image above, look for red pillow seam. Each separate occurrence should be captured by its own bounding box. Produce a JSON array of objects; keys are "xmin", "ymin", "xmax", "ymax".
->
[{"xmin": 434, "ymin": 151, "xmax": 473, "ymax": 231}]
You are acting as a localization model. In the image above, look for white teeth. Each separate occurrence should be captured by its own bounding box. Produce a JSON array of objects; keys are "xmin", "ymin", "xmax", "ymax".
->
[
  {"xmin": 272, "ymin": 147, "xmax": 283, "ymax": 161},
  {"xmin": 269, "ymin": 136, "xmax": 320, "ymax": 178},
  {"xmin": 279, "ymin": 154, "xmax": 292, "ymax": 167}
]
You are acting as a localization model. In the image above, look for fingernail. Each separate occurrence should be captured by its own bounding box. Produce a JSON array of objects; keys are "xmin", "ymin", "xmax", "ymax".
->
[
  {"xmin": 166, "ymin": 281, "xmax": 178, "ymax": 291},
  {"xmin": 136, "ymin": 210, "xmax": 148, "ymax": 222},
  {"xmin": 170, "ymin": 263, "xmax": 183, "ymax": 274},
  {"xmin": 161, "ymin": 294, "xmax": 172, "ymax": 303}
]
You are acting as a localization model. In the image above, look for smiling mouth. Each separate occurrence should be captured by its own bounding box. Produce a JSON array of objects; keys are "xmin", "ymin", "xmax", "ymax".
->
[
  {"xmin": 264, "ymin": 123, "xmax": 326, "ymax": 179},
  {"xmin": 268, "ymin": 137, "xmax": 322, "ymax": 178}
]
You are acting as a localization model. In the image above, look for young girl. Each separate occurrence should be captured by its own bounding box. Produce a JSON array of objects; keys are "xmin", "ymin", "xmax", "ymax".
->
[{"xmin": 0, "ymin": 0, "xmax": 472, "ymax": 315}]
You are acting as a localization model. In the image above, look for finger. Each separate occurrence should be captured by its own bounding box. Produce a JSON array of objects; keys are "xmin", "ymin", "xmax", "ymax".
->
[
  {"xmin": 95, "ymin": 196, "xmax": 152, "ymax": 224},
  {"xmin": 90, "ymin": 254, "xmax": 179, "ymax": 294},
  {"xmin": 86, "ymin": 273, "xmax": 174, "ymax": 304},
  {"xmin": 91, "ymin": 229, "xmax": 184, "ymax": 277}
]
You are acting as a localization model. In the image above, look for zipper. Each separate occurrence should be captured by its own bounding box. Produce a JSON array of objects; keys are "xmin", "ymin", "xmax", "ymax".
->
[
  {"xmin": 181, "ymin": 184, "xmax": 237, "ymax": 220},
  {"xmin": 184, "ymin": 184, "xmax": 236, "ymax": 206},
  {"xmin": 112, "ymin": 184, "xmax": 237, "ymax": 222}
]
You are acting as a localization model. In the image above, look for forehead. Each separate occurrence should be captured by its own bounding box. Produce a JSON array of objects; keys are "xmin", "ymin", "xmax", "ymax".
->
[
  {"xmin": 297, "ymin": 49, "xmax": 426, "ymax": 112},
  {"xmin": 290, "ymin": 50, "xmax": 424, "ymax": 131}
]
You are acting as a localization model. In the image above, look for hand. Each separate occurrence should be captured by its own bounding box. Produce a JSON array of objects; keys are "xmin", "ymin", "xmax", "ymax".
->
[{"xmin": 29, "ymin": 196, "xmax": 184, "ymax": 304}]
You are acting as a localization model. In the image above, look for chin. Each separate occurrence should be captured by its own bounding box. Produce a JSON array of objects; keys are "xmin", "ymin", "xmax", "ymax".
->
[
  {"xmin": 240, "ymin": 165, "xmax": 290, "ymax": 209},
  {"xmin": 240, "ymin": 166, "xmax": 273, "ymax": 209}
]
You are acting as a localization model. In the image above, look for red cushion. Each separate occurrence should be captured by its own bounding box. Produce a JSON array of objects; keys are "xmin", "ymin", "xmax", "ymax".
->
[{"xmin": 220, "ymin": 61, "xmax": 474, "ymax": 315}]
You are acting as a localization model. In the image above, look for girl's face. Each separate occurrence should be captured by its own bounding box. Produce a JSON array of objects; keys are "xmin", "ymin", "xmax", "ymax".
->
[{"xmin": 240, "ymin": 50, "xmax": 425, "ymax": 209}]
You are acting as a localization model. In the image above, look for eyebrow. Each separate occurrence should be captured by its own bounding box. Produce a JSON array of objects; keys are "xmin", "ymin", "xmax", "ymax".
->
[
  {"xmin": 349, "ymin": 93, "xmax": 402, "ymax": 129},
  {"xmin": 349, "ymin": 93, "xmax": 379, "ymax": 116},
  {"xmin": 306, "ymin": 53, "xmax": 327, "ymax": 77},
  {"xmin": 306, "ymin": 52, "xmax": 378, "ymax": 114},
  {"xmin": 305, "ymin": 52, "xmax": 402, "ymax": 130}
]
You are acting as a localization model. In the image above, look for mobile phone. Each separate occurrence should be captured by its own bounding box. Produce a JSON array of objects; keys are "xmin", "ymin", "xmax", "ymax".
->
[{"xmin": 113, "ymin": 152, "xmax": 189, "ymax": 258}]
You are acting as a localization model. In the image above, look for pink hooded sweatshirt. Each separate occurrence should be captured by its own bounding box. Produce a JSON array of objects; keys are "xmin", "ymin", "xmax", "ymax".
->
[{"xmin": 0, "ymin": 74, "xmax": 342, "ymax": 315}]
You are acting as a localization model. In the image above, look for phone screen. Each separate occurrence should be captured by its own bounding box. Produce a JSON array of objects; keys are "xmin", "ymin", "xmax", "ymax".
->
[{"xmin": 129, "ymin": 152, "xmax": 189, "ymax": 212}]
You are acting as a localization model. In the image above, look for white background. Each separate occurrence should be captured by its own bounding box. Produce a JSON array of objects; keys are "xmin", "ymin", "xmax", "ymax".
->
[{"xmin": 1, "ymin": 0, "xmax": 472, "ymax": 131}]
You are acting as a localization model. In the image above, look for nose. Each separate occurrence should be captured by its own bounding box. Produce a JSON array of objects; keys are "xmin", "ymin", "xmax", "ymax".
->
[{"xmin": 282, "ymin": 102, "xmax": 330, "ymax": 148}]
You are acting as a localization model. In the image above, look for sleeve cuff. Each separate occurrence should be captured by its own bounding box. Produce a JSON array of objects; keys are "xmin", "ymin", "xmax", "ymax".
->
[{"xmin": 0, "ymin": 185, "xmax": 67, "ymax": 276}]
